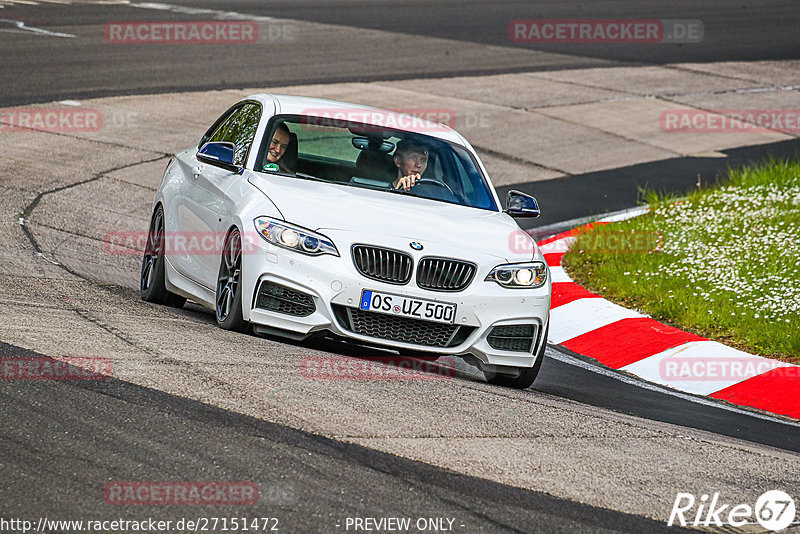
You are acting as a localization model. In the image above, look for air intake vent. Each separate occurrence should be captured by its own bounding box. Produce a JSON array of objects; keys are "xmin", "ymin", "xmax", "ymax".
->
[
  {"xmin": 351, "ymin": 245, "xmax": 413, "ymax": 285},
  {"xmin": 255, "ymin": 281, "xmax": 315, "ymax": 317},
  {"xmin": 416, "ymin": 257, "xmax": 477, "ymax": 292},
  {"xmin": 486, "ymin": 324, "xmax": 537, "ymax": 353},
  {"xmin": 332, "ymin": 305, "xmax": 474, "ymax": 348}
]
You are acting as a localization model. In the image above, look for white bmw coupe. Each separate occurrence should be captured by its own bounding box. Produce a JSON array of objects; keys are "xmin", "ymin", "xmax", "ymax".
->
[{"xmin": 142, "ymin": 94, "xmax": 551, "ymax": 388}]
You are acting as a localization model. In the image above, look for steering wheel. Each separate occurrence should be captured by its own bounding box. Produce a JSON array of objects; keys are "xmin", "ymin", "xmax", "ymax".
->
[{"xmin": 415, "ymin": 178, "xmax": 455, "ymax": 196}]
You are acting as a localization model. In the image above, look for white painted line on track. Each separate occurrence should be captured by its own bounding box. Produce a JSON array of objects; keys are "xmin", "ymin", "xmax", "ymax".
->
[
  {"xmin": 598, "ymin": 205, "xmax": 649, "ymax": 223},
  {"xmin": 0, "ymin": 18, "xmax": 75, "ymax": 37},
  {"xmin": 131, "ymin": 2, "xmax": 285, "ymax": 22},
  {"xmin": 529, "ymin": 205, "xmax": 652, "ymax": 242},
  {"xmin": 1, "ymin": 0, "xmax": 124, "ymax": 4}
]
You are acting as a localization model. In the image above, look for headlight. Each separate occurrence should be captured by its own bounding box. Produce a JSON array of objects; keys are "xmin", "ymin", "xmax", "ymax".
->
[
  {"xmin": 485, "ymin": 261, "xmax": 547, "ymax": 288},
  {"xmin": 254, "ymin": 217, "xmax": 338, "ymax": 256}
]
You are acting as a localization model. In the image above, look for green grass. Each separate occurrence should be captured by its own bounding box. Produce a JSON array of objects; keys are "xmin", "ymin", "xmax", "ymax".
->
[{"xmin": 562, "ymin": 157, "xmax": 800, "ymax": 362}]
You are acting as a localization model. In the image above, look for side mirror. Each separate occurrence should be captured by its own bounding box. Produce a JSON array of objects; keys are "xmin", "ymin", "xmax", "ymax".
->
[
  {"xmin": 505, "ymin": 190, "xmax": 541, "ymax": 218},
  {"xmin": 197, "ymin": 142, "xmax": 240, "ymax": 172}
]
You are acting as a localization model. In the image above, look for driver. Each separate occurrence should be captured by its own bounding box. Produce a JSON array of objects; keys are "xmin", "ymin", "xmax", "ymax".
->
[{"xmin": 392, "ymin": 139, "xmax": 428, "ymax": 191}]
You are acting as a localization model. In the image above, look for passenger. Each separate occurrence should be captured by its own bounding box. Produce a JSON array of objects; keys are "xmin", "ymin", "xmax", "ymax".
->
[
  {"xmin": 392, "ymin": 139, "xmax": 429, "ymax": 191},
  {"xmin": 263, "ymin": 123, "xmax": 293, "ymax": 173}
]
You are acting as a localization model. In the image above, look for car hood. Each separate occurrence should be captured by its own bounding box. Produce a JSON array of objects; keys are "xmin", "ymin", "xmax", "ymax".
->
[{"xmin": 248, "ymin": 172, "xmax": 535, "ymax": 262}]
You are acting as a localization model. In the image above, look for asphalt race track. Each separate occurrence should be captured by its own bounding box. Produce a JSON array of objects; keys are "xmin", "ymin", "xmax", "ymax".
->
[
  {"xmin": 2, "ymin": 0, "xmax": 800, "ymax": 106},
  {"xmin": 1, "ymin": 1, "xmax": 799, "ymax": 533}
]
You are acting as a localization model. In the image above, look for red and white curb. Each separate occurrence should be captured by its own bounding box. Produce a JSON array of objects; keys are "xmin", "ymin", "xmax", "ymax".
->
[{"xmin": 538, "ymin": 212, "xmax": 800, "ymax": 421}]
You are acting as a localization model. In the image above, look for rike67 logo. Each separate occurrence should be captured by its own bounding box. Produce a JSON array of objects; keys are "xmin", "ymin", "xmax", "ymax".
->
[{"xmin": 668, "ymin": 490, "xmax": 797, "ymax": 531}]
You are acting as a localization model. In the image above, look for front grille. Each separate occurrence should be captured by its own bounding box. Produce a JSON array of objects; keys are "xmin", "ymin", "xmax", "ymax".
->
[
  {"xmin": 255, "ymin": 281, "xmax": 315, "ymax": 317},
  {"xmin": 352, "ymin": 245, "xmax": 413, "ymax": 285},
  {"xmin": 416, "ymin": 257, "xmax": 477, "ymax": 292},
  {"xmin": 486, "ymin": 324, "xmax": 537, "ymax": 353},
  {"xmin": 332, "ymin": 305, "xmax": 474, "ymax": 348}
]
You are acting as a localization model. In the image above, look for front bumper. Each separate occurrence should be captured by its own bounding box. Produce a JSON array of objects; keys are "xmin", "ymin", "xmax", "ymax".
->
[{"xmin": 241, "ymin": 231, "xmax": 551, "ymax": 368}]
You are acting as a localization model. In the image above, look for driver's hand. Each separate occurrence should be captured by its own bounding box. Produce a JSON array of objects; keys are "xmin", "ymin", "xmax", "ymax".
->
[{"xmin": 394, "ymin": 173, "xmax": 421, "ymax": 191}]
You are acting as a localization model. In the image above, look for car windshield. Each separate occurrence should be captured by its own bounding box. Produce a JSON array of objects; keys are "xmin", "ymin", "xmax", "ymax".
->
[{"xmin": 255, "ymin": 114, "xmax": 498, "ymax": 211}]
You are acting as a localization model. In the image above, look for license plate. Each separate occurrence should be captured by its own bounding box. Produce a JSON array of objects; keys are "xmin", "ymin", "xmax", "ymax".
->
[{"xmin": 359, "ymin": 290, "xmax": 456, "ymax": 325}]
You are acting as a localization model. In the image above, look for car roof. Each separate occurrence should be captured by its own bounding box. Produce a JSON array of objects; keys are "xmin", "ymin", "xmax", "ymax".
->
[{"xmin": 245, "ymin": 93, "xmax": 467, "ymax": 145}]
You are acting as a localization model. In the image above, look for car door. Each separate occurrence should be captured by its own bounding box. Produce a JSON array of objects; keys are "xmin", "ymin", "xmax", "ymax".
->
[{"xmin": 172, "ymin": 102, "xmax": 262, "ymax": 289}]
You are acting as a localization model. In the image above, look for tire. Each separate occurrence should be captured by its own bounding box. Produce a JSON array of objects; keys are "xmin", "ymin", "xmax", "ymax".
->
[
  {"xmin": 140, "ymin": 206, "xmax": 186, "ymax": 308},
  {"xmin": 215, "ymin": 228, "xmax": 248, "ymax": 332},
  {"xmin": 486, "ymin": 324, "xmax": 549, "ymax": 389}
]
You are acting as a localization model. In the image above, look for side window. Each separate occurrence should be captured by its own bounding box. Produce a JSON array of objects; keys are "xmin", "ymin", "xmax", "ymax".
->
[
  {"xmin": 200, "ymin": 103, "xmax": 262, "ymax": 166},
  {"xmin": 450, "ymin": 148, "xmax": 493, "ymax": 210},
  {"xmin": 204, "ymin": 107, "xmax": 241, "ymax": 145},
  {"xmin": 449, "ymin": 151, "xmax": 469, "ymax": 193},
  {"xmin": 221, "ymin": 103, "xmax": 261, "ymax": 166}
]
